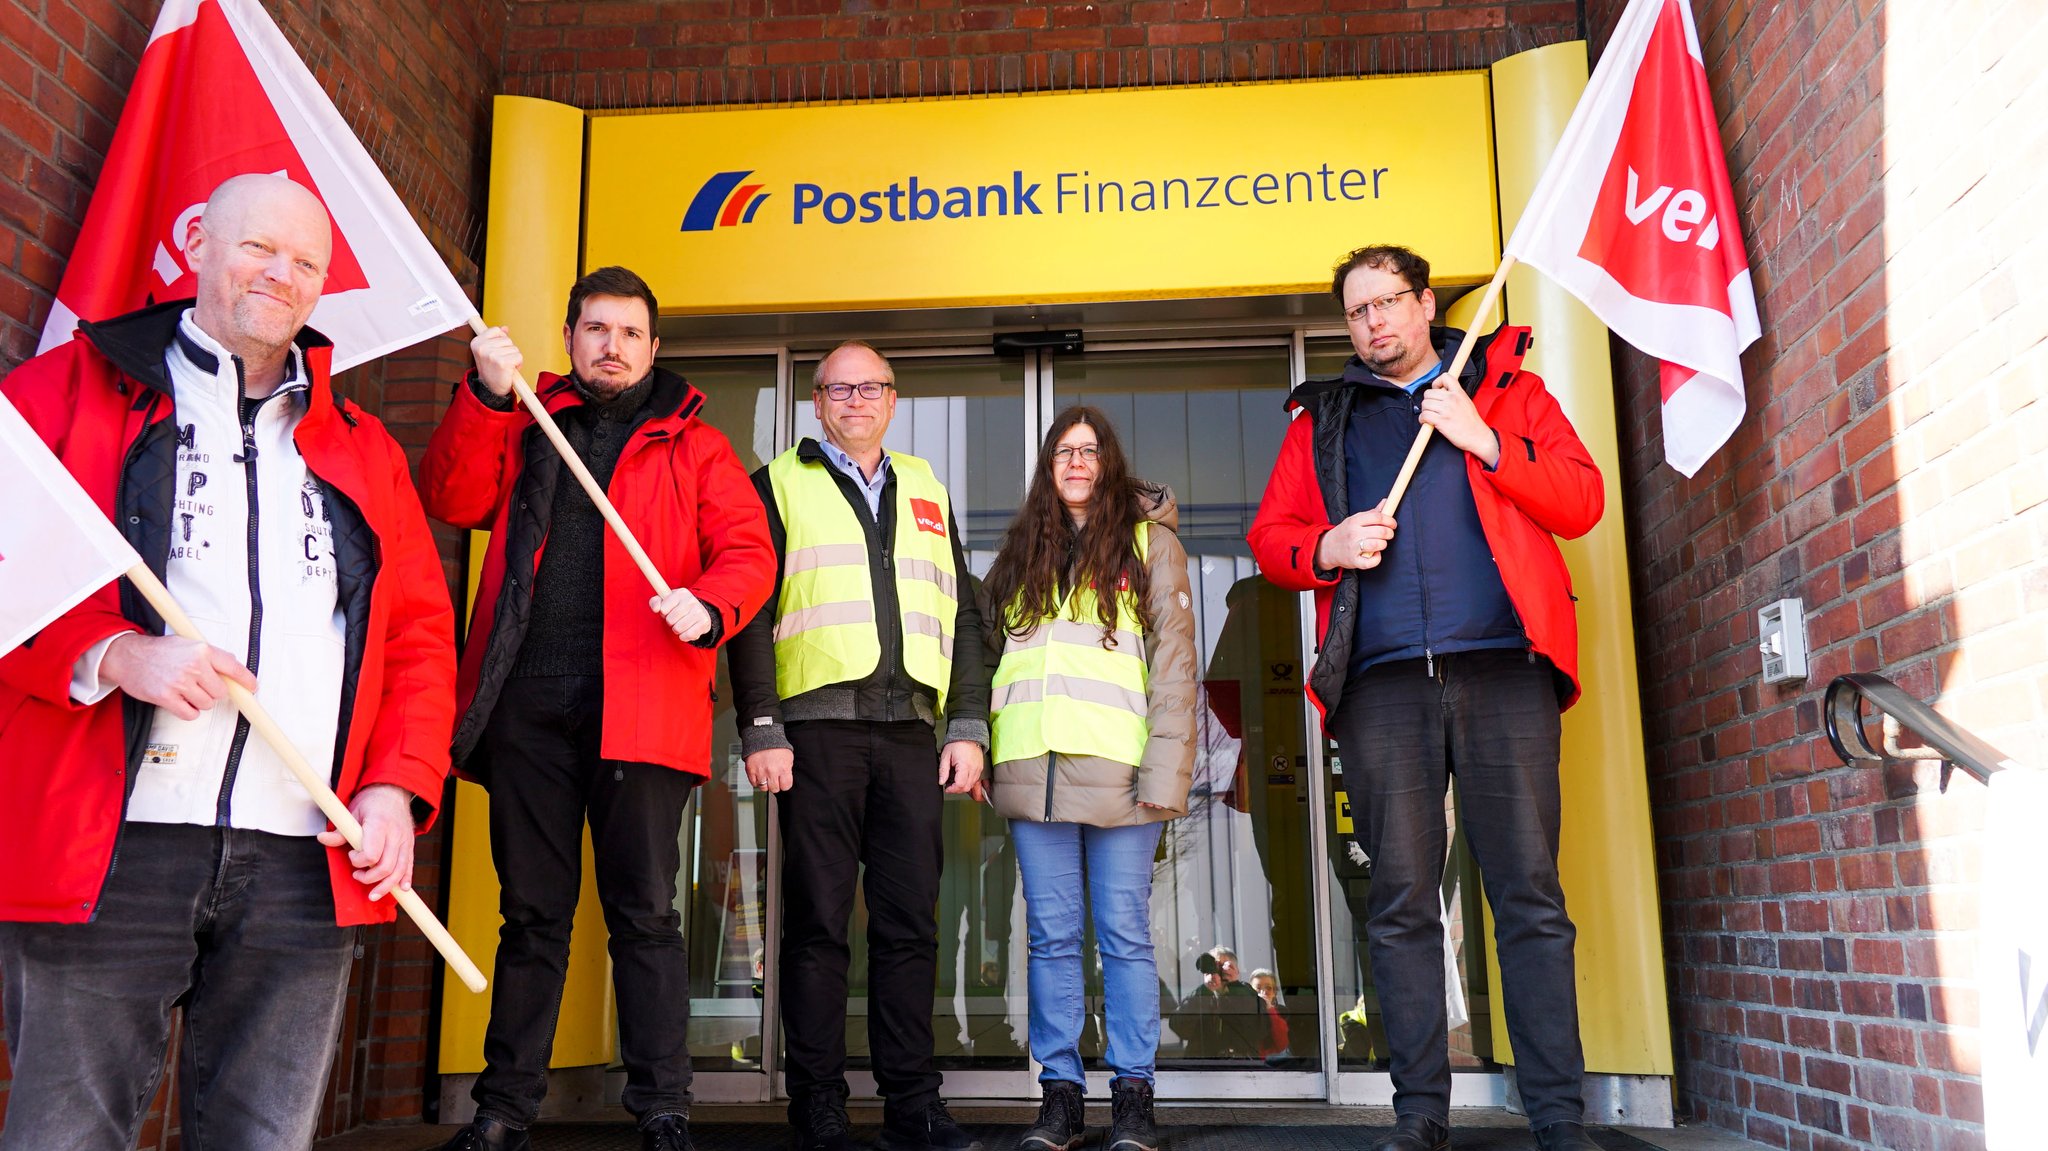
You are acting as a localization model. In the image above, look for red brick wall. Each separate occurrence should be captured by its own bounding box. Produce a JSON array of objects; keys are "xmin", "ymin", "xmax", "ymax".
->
[
  {"xmin": 0, "ymin": 0, "xmax": 500, "ymax": 1145},
  {"xmin": 1590, "ymin": 0, "xmax": 2045, "ymax": 1147},
  {"xmin": 16, "ymin": 1, "xmax": 2040, "ymax": 1149},
  {"xmin": 499, "ymin": 0, "xmax": 1584, "ymax": 105}
]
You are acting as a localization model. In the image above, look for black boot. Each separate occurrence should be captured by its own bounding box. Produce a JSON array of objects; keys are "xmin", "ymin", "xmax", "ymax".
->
[
  {"xmin": 790, "ymin": 1085, "xmax": 863, "ymax": 1151},
  {"xmin": 875, "ymin": 1098, "xmax": 983, "ymax": 1151},
  {"xmin": 1372, "ymin": 1113, "xmax": 1448, "ymax": 1151},
  {"xmin": 1019, "ymin": 1080, "xmax": 1086, "ymax": 1151},
  {"xmin": 641, "ymin": 1111, "xmax": 696, "ymax": 1151},
  {"xmin": 1534, "ymin": 1120, "xmax": 1603, "ymax": 1151},
  {"xmin": 438, "ymin": 1116, "xmax": 532, "ymax": 1151},
  {"xmin": 1106, "ymin": 1077, "xmax": 1161, "ymax": 1151}
]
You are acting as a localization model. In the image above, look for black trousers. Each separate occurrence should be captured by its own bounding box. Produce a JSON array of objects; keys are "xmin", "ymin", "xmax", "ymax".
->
[
  {"xmin": 779, "ymin": 720, "xmax": 946, "ymax": 1118},
  {"xmin": 1326, "ymin": 650, "xmax": 1586, "ymax": 1129},
  {"xmin": 472, "ymin": 675, "xmax": 699, "ymax": 1127}
]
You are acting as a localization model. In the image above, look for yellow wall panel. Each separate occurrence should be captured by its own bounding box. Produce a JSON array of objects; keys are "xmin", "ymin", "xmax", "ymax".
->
[{"xmin": 1476, "ymin": 41, "xmax": 1676, "ymax": 1079}]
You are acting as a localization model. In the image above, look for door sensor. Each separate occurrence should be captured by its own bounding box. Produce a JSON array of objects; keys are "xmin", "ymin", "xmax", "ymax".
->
[{"xmin": 1757, "ymin": 598, "xmax": 1808, "ymax": 684}]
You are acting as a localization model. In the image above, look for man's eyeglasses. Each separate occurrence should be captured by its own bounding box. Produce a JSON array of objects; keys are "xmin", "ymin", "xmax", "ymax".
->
[
  {"xmin": 816, "ymin": 380, "xmax": 891, "ymax": 401},
  {"xmin": 1052, "ymin": 445, "xmax": 1100, "ymax": 464},
  {"xmin": 1344, "ymin": 288, "xmax": 1418, "ymax": 323}
]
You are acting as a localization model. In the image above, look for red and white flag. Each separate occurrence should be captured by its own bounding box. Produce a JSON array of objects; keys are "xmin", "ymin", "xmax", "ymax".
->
[
  {"xmin": 1505, "ymin": 0, "xmax": 1760, "ymax": 477},
  {"xmin": 35, "ymin": 0, "xmax": 476, "ymax": 372},
  {"xmin": 0, "ymin": 393, "xmax": 142, "ymax": 658}
]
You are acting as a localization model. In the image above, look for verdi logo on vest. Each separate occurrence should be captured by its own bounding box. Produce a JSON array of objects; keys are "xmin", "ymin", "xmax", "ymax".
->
[{"xmin": 910, "ymin": 498, "xmax": 947, "ymax": 537}]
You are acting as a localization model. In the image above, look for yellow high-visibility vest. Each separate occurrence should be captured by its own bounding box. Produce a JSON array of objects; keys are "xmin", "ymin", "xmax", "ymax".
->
[
  {"xmin": 766, "ymin": 446, "xmax": 959, "ymax": 713},
  {"xmin": 990, "ymin": 524, "xmax": 1150, "ymax": 766}
]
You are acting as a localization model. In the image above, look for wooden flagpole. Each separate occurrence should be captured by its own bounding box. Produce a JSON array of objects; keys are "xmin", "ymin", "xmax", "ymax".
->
[
  {"xmin": 122, "ymin": 561, "xmax": 489, "ymax": 994},
  {"xmin": 1379, "ymin": 254, "xmax": 1519, "ymax": 518},
  {"xmin": 466, "ymin": 316, "xmax": 673, "ymax": 597}
]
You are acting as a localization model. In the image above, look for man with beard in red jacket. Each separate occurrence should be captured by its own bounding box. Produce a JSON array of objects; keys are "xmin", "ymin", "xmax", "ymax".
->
[
  {"xmin": 1249, "ymin": 245, "xmax": 1604, "ymax": 1151},
  {"xmin": 422, "ymin": 265, "xmax": 775, "ymax": 1151},
  {"xmin": 0, "ymin": 173, "xmax": 457, "ymax": 1151}
]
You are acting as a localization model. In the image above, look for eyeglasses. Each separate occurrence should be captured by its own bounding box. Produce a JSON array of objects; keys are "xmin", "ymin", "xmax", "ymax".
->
[
  {"xmin": 816, "ymin": 380, "xmax": 891, "ymax": 401},
  {"xmin": 1052, "ymin": 445, "xmax": 1100, "ymax": 464},
  {"xmin": 1343, "ymin": 288, "xmax": 1418, "ymax": 323}
]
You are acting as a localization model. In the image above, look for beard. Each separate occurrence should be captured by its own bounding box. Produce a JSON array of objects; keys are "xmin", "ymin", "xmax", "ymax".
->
[
  {"xmin": 1364, "ymin": 333, "xmax": 1416, "ymax": 373},
  {"xmin": 576, "ymin": 361, "xmax": 645, "ymax": 398},
  {"xmin": 225, "ymin": 294, "xmax": 305, "ymax": 355}
]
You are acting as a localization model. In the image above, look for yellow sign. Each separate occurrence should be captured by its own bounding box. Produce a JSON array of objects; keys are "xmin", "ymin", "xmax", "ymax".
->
[{"xmin": 584, "ymin": 75, "xmax": 1501, "ymax": 314}]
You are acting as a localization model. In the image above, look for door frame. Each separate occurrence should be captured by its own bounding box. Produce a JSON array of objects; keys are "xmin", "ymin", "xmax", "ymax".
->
[{"xmin": 654, "ymin": 325, "xmax": 1505, "ymax": 1106}]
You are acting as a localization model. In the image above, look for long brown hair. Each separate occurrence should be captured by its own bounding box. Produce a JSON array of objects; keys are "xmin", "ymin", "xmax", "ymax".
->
[{"xmin": 984, "ymin": 406, "xmax": 1153, "ymax": 646}]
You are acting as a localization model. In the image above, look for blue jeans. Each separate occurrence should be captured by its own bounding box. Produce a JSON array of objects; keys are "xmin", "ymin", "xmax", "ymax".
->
[
  {"xmin": 0, "ymin": 821, "xmax": 354, "ymax": 1151},
  {"xmin": 1011, "ymin": 818, "xmax": 1164, "ymax": 1086}
]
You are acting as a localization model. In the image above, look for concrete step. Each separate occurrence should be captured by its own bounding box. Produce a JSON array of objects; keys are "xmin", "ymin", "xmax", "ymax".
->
[{"xmin": 317, "ymin": 1106, "xmax": 1771, "ymax": 1151}]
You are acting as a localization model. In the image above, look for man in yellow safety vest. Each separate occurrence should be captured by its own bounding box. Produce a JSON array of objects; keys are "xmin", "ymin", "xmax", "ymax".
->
[{"xmin": 727, "ymin": 340, "xmax": 990, "ymax": 1151}]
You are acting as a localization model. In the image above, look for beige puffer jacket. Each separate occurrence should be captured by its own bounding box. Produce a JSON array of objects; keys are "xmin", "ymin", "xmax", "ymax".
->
[{"xmin": 984, "ymin": 482, "xmax": 1198, "ymax": 827}]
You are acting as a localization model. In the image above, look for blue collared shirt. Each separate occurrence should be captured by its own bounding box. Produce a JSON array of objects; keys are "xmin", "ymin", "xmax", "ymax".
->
[{"xmin": 818, "ymin": 437, "xmax": 892, "ymax": 517}]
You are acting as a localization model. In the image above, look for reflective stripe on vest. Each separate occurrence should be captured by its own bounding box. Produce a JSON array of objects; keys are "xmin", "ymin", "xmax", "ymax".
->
[
  {"xmin": 990, "ymin": 524, "xmax": 1150, "ymax": 766},
  {"xmin": 766, "ymin": 446, "xmax": 959, "ymax": 713}
]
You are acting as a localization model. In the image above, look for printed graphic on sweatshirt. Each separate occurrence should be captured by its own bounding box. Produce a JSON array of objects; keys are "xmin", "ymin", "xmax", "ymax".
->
[
  {"xmin": 298, "ymin": 479, "xmax": 334, "ymax": 586},
  {"xmin": 170, "ymin": 421, "xmax": 217, "ymax": 563}
]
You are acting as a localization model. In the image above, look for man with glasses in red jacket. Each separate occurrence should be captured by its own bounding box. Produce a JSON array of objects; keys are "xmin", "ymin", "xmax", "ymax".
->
[
  {"xmin": 1250, "ymin": 245, "xmax": 1605, "ymax": 1151},
  {"xmin": 422, "ymin": 266, "xmax": 776, "ymax": 1151}
]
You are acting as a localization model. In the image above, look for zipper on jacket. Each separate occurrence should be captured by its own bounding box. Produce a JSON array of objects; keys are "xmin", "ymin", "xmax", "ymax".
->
[
  {"xmin": 216, "ymin": 357, "xmax": 265, "ymax": 827},
  {"xmin": 1412, "ymin": 391, "xmax": 1435, "ymax": 682},
  {"xmin": 1043, "ymin": 751, "xmax": 1058, "ymax": 821},
  {"xmin": 96, "ymin": 391, "xmax": 166, "ymax": 917}
]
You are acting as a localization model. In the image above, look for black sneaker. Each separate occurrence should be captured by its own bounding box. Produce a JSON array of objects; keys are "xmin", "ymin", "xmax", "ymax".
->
[
  {"xmin": 1534, "ymin": 1120, "xmax": 1602, "ymax": 1151},
  {"xmin": 1019, "ymin": 1080, "xmax": 1086, "ymax": 1150},
  {"xmin": 438, "ymin": 1116, "xmax": 532, "ymax": 1150},
  {"xmin": 642, "ymin": 1111, "xmax": 696, "ymax": 1151},
  {"xmin": 1372, "ymin": 1114, "xmax": 1449, "ymax": 1151},
  {"xmin": 790, "ymin": 1085, "xmax": 863, "ymax": 1151},
  {"xmin": 1106, "ymin": 1077, "xmax": 1161, "ymax": 1151},
  {"xmin": 875, "ymin": 1098, "xmax": 983, "ymax": 1151}
]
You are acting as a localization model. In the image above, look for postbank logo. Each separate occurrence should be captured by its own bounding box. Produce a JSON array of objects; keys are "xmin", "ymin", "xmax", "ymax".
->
[{"xmin": 680, "ymin": 170, "xmax": 772, "ymax": 232}]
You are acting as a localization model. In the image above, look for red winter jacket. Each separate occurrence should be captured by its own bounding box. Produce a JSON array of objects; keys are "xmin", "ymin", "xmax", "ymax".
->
[
  {"xmin": 0, "ymin": 302, "xmax": 457, "ymax": 926},
  {"xmin": 420, "ymin": 367, "xmax": 775, "ymax": 778},
  {"xmin": 1248, "ymin": 324, "xmax": 1602, "ymax": 716}
]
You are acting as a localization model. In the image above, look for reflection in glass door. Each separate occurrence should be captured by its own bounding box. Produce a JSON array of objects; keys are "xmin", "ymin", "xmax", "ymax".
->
[
  {"xmin": 1048, "ymin": 344, "xmax": 1324, "ymax": 1097},
  {"xmin": 658, "ymin": 354, "xmax": 780, "ymax": 1096}
]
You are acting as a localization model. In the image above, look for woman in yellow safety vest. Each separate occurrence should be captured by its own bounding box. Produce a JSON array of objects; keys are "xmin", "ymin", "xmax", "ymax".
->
[{"xmin": 982, "ymin": 405, "xmax": 1197, "ymax": 1151}]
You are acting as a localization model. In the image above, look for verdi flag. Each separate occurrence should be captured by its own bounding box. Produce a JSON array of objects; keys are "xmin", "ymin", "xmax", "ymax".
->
[
  {"xmin": 35, "ymin": 0, "xmax": 477, "ymax": 372},
  {"xmin": 0, "ymin": 392, "xmax": 142, "ymax": 659},
  {"xmin": 1504, "ymin": 0, "xmax": 1761, "ymax": 477}
]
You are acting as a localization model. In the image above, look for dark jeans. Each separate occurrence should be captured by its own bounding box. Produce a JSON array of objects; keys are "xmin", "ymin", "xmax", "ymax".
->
[
  {"xmin": 473, "ymin": 675, "xmax": 698, "ymax": 1127},
  {"xmin": 0, "ymin": 822, "xmax": 353, "ymax": 1151},
  {"xmin": 1327, "ymin": 650, "xmax": 1586, "ymax": 1129},
  {"xmin": 779, "ymin": 720, "xmax": 945, "ymax": 1119}
]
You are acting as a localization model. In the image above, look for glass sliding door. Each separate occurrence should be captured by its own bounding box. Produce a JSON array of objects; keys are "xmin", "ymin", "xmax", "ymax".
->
[
  {"xmin": 654, "ymin": 354, "xmax": 782, "ymax": 1100},
  {"xmin": 469, "ymin": 331, "xmax": 1510, "ymax": 1111}
]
